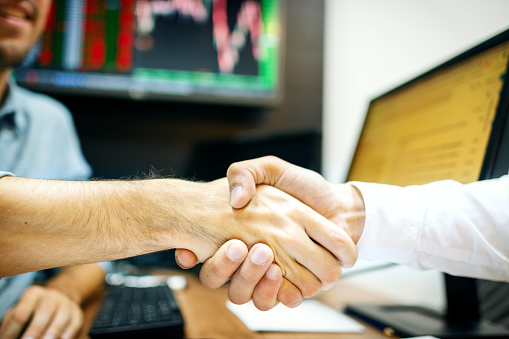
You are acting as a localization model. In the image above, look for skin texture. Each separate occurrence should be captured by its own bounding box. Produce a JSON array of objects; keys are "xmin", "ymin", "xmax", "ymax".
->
[
  {"xmin": 0, "ymin": 1, "xmax": 349, "ymax": 332},
  {"xmin": 175, "ymin": 156, "xmax": 366, "ymax": 310},
  {"xmin": 0, "ymin": 2, "xmax": 109, "ymax": 338},
  {"xmin": 225, "ymin": 156, "xmax": 366, "ymax": 245},
  {"xmin": 0, "ymin": 264, "xmax": 105, "ymax": 339},
  {"xmin": 176, "ymin": 239, "xmax": 291, "ymax": 310},
  {"xmin": 0, "ymin": 177, "xmax": 344, "ymax": 297}
]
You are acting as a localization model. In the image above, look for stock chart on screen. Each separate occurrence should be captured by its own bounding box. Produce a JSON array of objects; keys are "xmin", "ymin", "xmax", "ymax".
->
[{"xmin": 14, "ymin": 0, "xmax": 281, "ymax": 105}]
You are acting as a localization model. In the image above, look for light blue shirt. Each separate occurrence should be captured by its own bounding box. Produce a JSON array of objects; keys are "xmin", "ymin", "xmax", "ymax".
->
[{"xmin": 0, "ymin": 79, "xmax": 93, "ymax": 318}]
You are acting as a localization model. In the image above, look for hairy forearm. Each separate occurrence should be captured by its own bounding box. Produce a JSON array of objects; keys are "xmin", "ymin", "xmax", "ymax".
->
[
  {"xmin": 0, "ymin": 173, "xmax": 348, "ymax": 297},
  {"xmin": 0, "ymin": 176, "xmax": 212, "ymax": 277}
]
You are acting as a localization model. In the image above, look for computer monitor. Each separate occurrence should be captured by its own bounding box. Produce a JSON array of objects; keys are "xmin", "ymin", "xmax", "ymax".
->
[
  {"xmin": 345, "ymin": 28, "xmax": 509, "ymax": 338},
  {"xmin": 12, "ymin": 0, "xmax": 282, "ymax": 106}
]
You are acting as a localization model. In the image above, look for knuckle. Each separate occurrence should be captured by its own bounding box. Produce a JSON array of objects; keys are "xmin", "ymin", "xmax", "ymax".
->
[
  {"xmin": 254, "ymin": 285, "xmax": 277, "ymax": 303},
  {"xmin": 331, "ymin": 229, "xmax": 349, "ymax": 248},
  {"xmin": 300, "ymin": 280, "xmax": 321, "ymax": 298},
  {"xmin": 253, "ymin": 299, "xmax": 277, "ymax": 311},
  {"xmin": 228, "ymin": 290, "xmax": 250, "ymax": 305},
  {"xmin": 25, "ymin": 285, "xmax": 43, "ymax": 297},
  {"xmin": 226, "ymin": 162, "xmax": 243, "ymax": 177},
  {"xmin": 39, "ymin": 303, "xmax": 55, "ymax": 316},
  {"xmin": 278, "ymin": 288, "xmax": 302, "ymax": 308},
  {"xmin": 323, "ymin": 265, "xmax": 342, "ymax": 284},
  {"xmin": 201, "ymin": 261, "xmax": 229, "ymax": 289},
  {"xmin": 288, "ymin": 206, "xmax": 305, "ymax": 219},
  {"xmin": 60, "ymin": 303, "xmax": 74, "ymax": 315},
  {"xmin": 281, "ymin": 231, "xmax": 301, "ymax": 249},
  {"xmin": 210, "ymin": 260, "xmax": 229, "ymax": 280},
  {"xmin": 11, "ymin": 307, "xmax": 30, "ymax": 326},
  {"xmin": 263, "ymin": 155, "xmax": 279, "ymax": 164},
  {"xmin": 46, "ymin": 289, "xmax": 62, "ymax": 299},
  {"xmin": 341, "ymin": 250, "xmax": 358, "ymax": 268},
  {"xmin": 238, "ymin": 268, "xmax": 261, "ymax": 286}
]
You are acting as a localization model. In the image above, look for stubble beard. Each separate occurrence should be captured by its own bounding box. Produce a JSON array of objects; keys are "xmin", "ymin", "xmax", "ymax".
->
[
  {"xmin": 0, "ymin": 42, "xmax": 31, "ymax": 72},
  {"xmin": 0, "ymin": 0, "xmax": 40, "ymax": 71}
]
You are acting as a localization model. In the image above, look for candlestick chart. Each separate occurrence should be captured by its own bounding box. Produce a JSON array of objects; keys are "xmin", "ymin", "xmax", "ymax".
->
[{"xmin": 15, "ymin": 0, "xmax": 281, "ymax": 104}]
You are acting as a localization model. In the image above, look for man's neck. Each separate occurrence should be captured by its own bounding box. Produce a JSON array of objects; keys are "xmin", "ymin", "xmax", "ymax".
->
[{"xmin": 0, "ymin": 70, "xmax": 10, "ymax": 103}]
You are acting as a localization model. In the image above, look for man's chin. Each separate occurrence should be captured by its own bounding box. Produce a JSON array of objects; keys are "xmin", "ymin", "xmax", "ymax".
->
[{"xmin": 0, "ymin": 43, "xmax": 30, "ymax": 71}]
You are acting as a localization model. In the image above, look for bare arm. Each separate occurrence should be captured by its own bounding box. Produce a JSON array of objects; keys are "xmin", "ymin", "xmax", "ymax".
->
[
  {"xmin": 176, "ymin": 156, "xmax": 364, "ymax": 309},
  {"xmin": 0, "ymin": 175, "xmax": 345, "ymax": 300},
  {"xmin": 0, "ymin": 176, "xmax": 206, "ymax": 276},
  {"xmin": 178, "ymin": 155, "xmax": 509, "ymax": 310}
]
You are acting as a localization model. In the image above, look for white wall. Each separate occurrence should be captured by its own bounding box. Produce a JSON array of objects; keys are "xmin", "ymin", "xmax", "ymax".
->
[
  {"xmin": 322, "ymin": 0, "xmax": 509, "ymax": 310},
  {"xmin": 323, "ymin": 0, "xmax": 509, "ymax": 183}
]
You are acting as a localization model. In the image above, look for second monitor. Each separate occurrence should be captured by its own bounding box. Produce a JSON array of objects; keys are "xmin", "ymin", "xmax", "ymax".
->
[{"xmin": 345, "ymin": 28, "xmax": 509, "ymax": 338}]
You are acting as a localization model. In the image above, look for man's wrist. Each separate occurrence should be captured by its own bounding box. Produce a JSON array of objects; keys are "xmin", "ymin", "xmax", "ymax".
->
[
  {"xmin": 156, "ymin": 179, "xmax": 230, "ymax": 262},
  {"xmin": 45, "ymin": 277, "xmax": 85, "ymax": 304},
  {"xmin": 44, "ymin": 264, "xmax": 106, "ymax": 305}
]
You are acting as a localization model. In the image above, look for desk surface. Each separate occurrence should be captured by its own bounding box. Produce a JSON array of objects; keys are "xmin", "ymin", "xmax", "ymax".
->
[{"xmin": 83, "ymin": 270, "xmax": 395, "ymax": 339}]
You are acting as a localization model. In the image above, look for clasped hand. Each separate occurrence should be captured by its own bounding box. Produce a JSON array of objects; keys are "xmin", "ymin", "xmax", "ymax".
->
[{"xmin": 177, "ymin": 156, "xmax": 363, "ymax": 311}]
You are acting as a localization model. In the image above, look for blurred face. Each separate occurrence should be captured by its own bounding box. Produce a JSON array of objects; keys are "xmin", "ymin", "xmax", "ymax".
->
[{"xmin": 0, "ymin": 0, "xmax": 51, "ymax": 70}]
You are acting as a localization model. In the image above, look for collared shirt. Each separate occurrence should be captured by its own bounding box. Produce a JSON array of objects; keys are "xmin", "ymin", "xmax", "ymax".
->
[
  {"xmin": 353, "ymin": 175, "xmax": 509, "ymax": 282},
  {"xmin": 0, "ymin": 80, "xmax": 92, "ymax": 318}
]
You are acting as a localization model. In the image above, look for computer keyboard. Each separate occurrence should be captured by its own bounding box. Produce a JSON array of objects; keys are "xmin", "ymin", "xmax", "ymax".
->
[{"xmin": 89, "ymin": 284, "xmax": 184, "ymax": 339}]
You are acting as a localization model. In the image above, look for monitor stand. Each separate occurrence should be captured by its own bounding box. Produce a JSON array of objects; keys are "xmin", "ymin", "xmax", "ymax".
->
[{"xmin": 344, "ymin": 275, "xmax": 509, "ymax": 338}]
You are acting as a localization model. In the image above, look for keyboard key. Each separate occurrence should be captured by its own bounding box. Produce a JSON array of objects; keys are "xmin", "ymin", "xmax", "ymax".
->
[{"xmin": 89, "ymin": 285, "xmax": 184, "ymax": 339}]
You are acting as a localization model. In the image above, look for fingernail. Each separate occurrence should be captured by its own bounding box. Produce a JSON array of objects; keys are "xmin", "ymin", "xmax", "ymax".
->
[
  {"xmin": 266, "ymin": 265, "xmax": 279, "ymax": 279},
  {"xmin": 175, "ymin": 254, "xmax": 188, "ymax": 268},
  {"xmin": 230, "ymin": 185, "xmax": 243, "ymax": 206},
  {"xmin": 43, "ymin": 334, "xmax": 55, "ymax": 339},
  {"xmin": 252, "ymin": 247, "xmax": 269, "ymax": 264},
  {"xmin": 175, "ymin": 255, "xmax": 191, "ymax": 270},
  {"xmin": 61, "ymin": 333, "xmax": 71, "ymax": 339},
  {"xmin": 227, "ymin": 243, "xmax": 244, "ymax": 261}
]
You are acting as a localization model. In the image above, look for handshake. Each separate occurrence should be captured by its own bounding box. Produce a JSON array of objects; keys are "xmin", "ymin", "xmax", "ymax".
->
[
  {"xmin": 0, "ymin": 156, "xmax": 365, "ymax": 313},
  {"xmin": 174, "ymin": 156, "xmax": 366, "ymax": 311},
  {"xmin": 2, "ymin": 155, "xmax": 506, "ymax": 339}
]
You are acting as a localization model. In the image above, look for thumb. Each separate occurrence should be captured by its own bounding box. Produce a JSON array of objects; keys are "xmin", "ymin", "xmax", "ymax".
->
[
  {"xmin": 227, "ymin": 156, "xmax": 289, "ymax": 209},
  {"xmin": 175, "ymin": 248, "xmax": 199, "ymax": 269},
  {"xmin": 229, "ymin": 184, "xmax": 255, "ymax": 209}
]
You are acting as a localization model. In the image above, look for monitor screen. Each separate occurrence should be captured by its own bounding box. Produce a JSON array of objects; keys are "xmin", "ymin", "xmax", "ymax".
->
[
  {"xmin": 13, "ymin": 0, "xmax": 282, "ymax": 105},
  {"xmin": 347, "ymin": 39, "xmax": 509, "ymax": 186}
]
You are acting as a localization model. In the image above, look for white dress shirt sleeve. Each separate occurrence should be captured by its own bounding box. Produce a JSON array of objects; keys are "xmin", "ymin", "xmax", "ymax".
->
[{"xmin": 350, "ymin": 175, "xmax": 509, "ymax": 282}]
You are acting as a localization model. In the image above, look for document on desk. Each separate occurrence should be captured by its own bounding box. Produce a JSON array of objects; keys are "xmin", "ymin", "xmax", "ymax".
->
[{"xmin": 227, "ymin": 300, "xmax": 364, "ymax": 333}]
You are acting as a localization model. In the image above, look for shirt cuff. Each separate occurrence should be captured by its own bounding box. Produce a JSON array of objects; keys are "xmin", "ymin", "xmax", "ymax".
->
[{"xmin": 347, "ymin": 181, "xmax": 423, "ymax": 266}]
